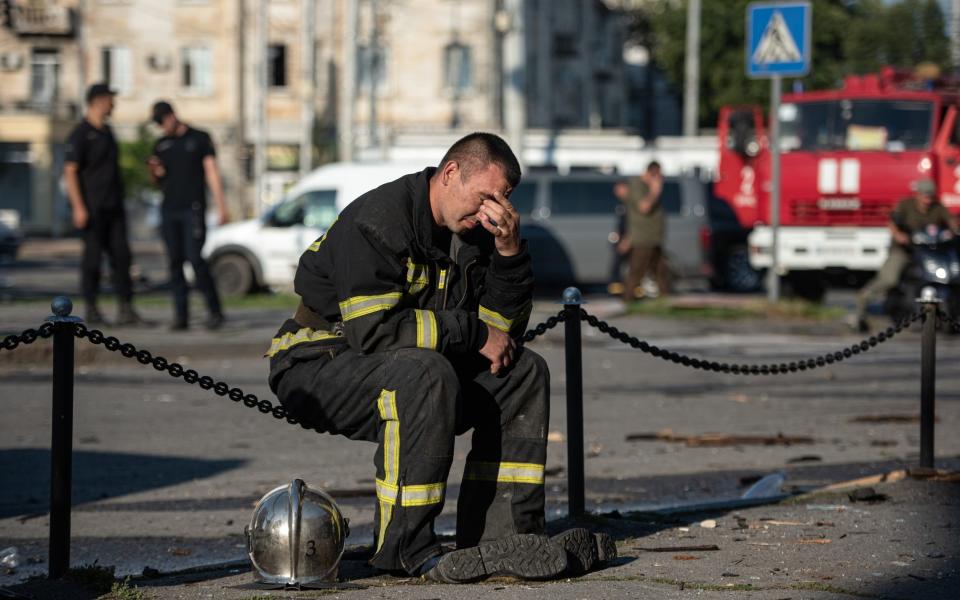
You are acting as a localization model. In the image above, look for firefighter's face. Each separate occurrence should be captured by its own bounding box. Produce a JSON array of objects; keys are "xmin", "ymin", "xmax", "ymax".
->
[{"xmin": 440, "ymin": 161, "xmax": 512, "ymax": 233}]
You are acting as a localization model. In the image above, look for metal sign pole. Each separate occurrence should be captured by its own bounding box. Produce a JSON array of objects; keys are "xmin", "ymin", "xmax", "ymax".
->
[{"xmin": 767, "ymin": 74, "xmax": 781, "ymax": 303}]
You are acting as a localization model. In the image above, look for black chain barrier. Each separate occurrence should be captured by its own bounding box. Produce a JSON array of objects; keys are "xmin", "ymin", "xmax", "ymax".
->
[
  {"xmin": 69, "ymin": 323, "xmax": 325, "ymax": 433},
  {"xmin": 578, "ymin": 308, "xmax": 926, "ymax": 376},
  {"xmin": 0, "ymin": 306, "xmax": 932, "ymax": 430},
  {"xmin": 1, "ymin": 322, "xmax": 54, "ymax": 353},
  {"xmin": 940, "ymin": 310, "xmax": 960, "ymax": 333},
  {"xmin": 519, "ymin": 310, "xmax": 566, "ymax": 344}
]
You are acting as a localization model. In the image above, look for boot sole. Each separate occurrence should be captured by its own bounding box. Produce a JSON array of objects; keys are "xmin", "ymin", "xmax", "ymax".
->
[
  {"xmin": 552, "ymin": 528, "xmax": 617, "ymax": 575},
  {"xmin": 434, "ymin": 534, "xmax": 566, "ymax": 583}
]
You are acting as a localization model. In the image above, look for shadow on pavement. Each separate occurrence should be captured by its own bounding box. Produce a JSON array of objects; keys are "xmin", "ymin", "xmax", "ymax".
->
[{"xmin": 0, "ymin": 449, "xmax": 246, "ymax": 519}]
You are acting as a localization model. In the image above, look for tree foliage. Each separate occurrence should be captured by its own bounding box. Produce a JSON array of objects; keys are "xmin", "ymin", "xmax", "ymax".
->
[
  {"xmin": 118, "ymin": 124, "xmax": 156, "ymax": 201},
  {"xmin": 636, "ymin": 0, "xmax": 950, "ymax": 128}
]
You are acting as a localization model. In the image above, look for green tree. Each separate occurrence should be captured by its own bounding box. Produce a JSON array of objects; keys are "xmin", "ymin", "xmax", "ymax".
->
[
  {"xmin": 638, "ymin": 0, "xmax": 951, "ymax": 129},
  {"xmin": 118, "ymin": 124, "xmax": 156, "ymax": 202}
]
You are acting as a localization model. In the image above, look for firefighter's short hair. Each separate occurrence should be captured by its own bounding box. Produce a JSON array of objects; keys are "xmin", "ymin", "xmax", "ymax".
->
[{"xmin": 439, "ymin": 132, "xmax": 522, "ymax": 188}]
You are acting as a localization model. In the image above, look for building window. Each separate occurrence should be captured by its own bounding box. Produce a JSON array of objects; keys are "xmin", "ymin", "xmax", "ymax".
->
[
  {"xmin": 101, "ymin": 46, "xmax": 132, "ymax": 96},
  {"xmin": 30, "ymin": 48, "xmax": 59, "ymax": 106},
  {"xmin": 357, "ymin": 44, "xmax": 386, "ymax": 94},
  {"xmin": 180, "ymin": 46, "xmax": 212, "ymax": 94},
  {"xmin": 268, "ymin": 44, "xmax": 287, "ymax": 88},
  {"xmin": 443, "ymin": 42, "xmax": 471, "ymax": 92}
]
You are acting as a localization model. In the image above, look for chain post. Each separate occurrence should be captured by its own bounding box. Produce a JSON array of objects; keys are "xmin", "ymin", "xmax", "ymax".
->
[
  {"xmin": 917, "ymin": 288, "xmax": 940, "ymax": 469},
  {"xmin": 45, "ymin": 296, "xmax": 82, "ymax": 579},
  {"xmin": 562, "ymin": 287, "xmax": 585, "ymax": 518}
]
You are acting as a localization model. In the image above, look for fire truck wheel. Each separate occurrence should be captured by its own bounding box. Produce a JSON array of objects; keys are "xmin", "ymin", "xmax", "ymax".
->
[
  {"xmin": 785, "ymin": 272, "xmax": 827, "ymax": 303},
  {"xmin": 720, "ymin": 245, "xmax": 762, "ymax": 293}
]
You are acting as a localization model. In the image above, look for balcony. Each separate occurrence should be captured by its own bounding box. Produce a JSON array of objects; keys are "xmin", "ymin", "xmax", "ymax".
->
[{"xmin": 11, "ymin": 4, "xmax": 75, "ymax": 37}]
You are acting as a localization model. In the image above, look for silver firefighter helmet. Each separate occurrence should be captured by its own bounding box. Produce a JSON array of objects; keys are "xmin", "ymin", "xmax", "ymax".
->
[{"xmin": 245, "ymin": 479, "xmax": 349, "ymax": 586}]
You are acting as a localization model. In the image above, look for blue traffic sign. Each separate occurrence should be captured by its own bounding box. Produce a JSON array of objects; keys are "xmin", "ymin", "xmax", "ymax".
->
[{"xmin": 747, "ymin": 2, "xmax": 811, "ymax": 78}]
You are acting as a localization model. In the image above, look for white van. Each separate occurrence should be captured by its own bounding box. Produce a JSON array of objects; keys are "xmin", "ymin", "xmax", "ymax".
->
[{"xmin": 204, "ymin": 162, "xmax": 421, "ymax": 295}]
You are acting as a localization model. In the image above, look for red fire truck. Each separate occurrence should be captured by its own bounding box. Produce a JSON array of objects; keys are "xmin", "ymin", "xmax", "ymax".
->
[{"xmin": 714, "ymin": 67, "xmax": 960, "ymax": 300}]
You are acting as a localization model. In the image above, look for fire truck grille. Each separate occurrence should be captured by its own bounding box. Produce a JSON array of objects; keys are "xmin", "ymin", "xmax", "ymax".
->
[{"xmin": 790, "ymin": 199, "xmax": 891, "ymax": 226}]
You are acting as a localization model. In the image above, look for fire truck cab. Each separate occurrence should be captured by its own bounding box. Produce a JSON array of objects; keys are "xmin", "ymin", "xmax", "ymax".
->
[{"xmin": 715, "ymin": 67, "xmax": 960, "ymax": 300}]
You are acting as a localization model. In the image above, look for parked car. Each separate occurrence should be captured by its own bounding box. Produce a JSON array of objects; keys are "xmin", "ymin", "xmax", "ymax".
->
[
  {"xmin": 203, "ymin": 162, "xmax": 419, "ymax": 295},
  {"xmin": 515, "ymin": 171, "xmax": 713, "ymax": 287},
  {"xmin": 0, "ymin": 209, "xmax": 22, "ymax": 261},
  {"xmin": 205, "ymin": 163, "xmax": 733, "ymax": 296}
]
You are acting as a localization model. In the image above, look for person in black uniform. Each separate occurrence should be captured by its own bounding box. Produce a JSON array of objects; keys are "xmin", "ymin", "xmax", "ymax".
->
[
  {"xmin": 266, "ymin": 133, "xmax": 615, "ymax": 582},
  {"xmin": 64, "ymin": 83, "xmax": 145, "ymax": 325},
  {"xmin": 147, "ymin": 101, "xmax": 228, "ymax": 330}
]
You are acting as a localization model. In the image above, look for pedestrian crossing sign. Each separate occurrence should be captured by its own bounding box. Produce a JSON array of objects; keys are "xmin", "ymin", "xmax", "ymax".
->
[{"xmin": 747, "ymin": 2, "xmax": 811, "ymax": 78}]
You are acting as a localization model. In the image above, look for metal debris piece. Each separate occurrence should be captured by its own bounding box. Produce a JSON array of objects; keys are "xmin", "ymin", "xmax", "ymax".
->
[
  {"xmin": 625, "ymin": 429, "xmax": 814, "ymax": 447},
  {"xmin": 635, "ymin": 545, "xmax": 720, "ymax": 553}
]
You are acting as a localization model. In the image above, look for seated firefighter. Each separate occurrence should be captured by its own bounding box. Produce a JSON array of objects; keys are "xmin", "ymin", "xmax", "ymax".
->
[{"xmin": 266, "ymin": 133, "xmax": 614, "ymax": 582}]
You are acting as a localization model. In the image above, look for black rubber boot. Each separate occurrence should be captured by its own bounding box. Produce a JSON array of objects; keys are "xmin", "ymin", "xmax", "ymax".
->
[
  {"xmin": 426, "ymin": 534, "xmax": 566, "ymax": 583},
  {"xmin": 550, "ymin": 528, "xmax": 617, "ymax": 575},
  {"xmin": 85, "ymin": 305, "xmax": 107, "ymax": 326},
  {"xmin": 116, "ymin": 302, "xmax": 147, "ymax": 326}
]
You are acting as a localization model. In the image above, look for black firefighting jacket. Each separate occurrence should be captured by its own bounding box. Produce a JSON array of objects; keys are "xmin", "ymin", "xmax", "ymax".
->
[{"xmin": 267, "ymin": 167, "xmax": 534, "ymax": 390}]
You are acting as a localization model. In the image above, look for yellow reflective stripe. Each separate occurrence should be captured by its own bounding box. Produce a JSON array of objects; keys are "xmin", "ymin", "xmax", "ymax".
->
[
  {"xmin": 401, "ymin": 482, "xmax": 445, "ymax": 507},
  {"xmin": 464, "ymin": 461, "xmax": 545, "ymax": 484},
  {"xmin": 479, "ymin": 305, "xmax": 513, "ymax": 333},
  {"xmin": 376, "ymin": 478, "xmax": 398, "ymax": 505},
  {"xmin": 307, "ymin": 218, "xmax": 338, "ymax": 252},
  {"xmin": 264, "ymin": 327, "xmax": 340, "ymax": 357},
  {"xmin": 437, "ymin": 268, "xmax": 448, "ymax": 290},
  {"xmin": 376, "ymin": 389, "xmax": 399, "ymax": 552},
  {"xmin": 339, "ymin": 292, "xmax": 402, "ymax": 321},
  {"xmin": 406, "ymin": 258, "xmax": 430, "ymax": 294},
  {"xmin": 414, "ymin": 309, "xmax": 438, "ymax": 350}
]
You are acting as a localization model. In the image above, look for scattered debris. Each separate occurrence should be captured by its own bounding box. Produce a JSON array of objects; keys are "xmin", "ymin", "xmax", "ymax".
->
[
  {"xmin": 547, "ymin": 431, "xmax": 565, "ymax": 443},
  {"xmin": 636, "ymin": 545, "xmax": 720, "ymax": 553},
  {"xmin": 817, "ymin": 470, "xmax": 906, "ymax": 492},
  {"xmin": 728, "ymin": 393, "xmax": 750, "ymax": 404},
  {"xmin": 625, "ymin": 429, "xmax": 814, "ymax": 447},
  {"xmin": 908, "ymin": 468, "xmax": 960, "ymax": 482},
  {"xmin": 672, "ymin": 554, "xmax": 700, "ymax": 561},
  {"xmin": 869, "ymin": 439, "xmax": 899, "ymax": 447},
  {"xmin": 721, "ymin": 572, "xmax": 740, "ymax": 577},
  {"xmin": 543, "ymin": 465, "xmax": 564, "ymax": 477},
  {"xmin": 848, "ymin": 414, "xmax": 937, "ymax": 424},
  {"xmin": 739, "ymin": 474, "xmax": 763, "ymax": 487},
  {"xmin": 587, "ymin": 442, "xmax": 603, "ymax": 458},
  {"xmin": 786, "ymin": 455, "xmax": 822, "ymax": 464},
  {"xmin": 167, "ymin": 547, "xmax": 192, "ymax": 556},
  {"xmin": 759, "ymin": 519, "xmax": 807, "ymax": 526},
  {"xmin": 796, "ymin": 538, "xmax": 831, "ymax": 545},
  {"xmin": 742, "ymin": 471, "xmax": 786, "ymax": 499},
  {"xmin": 848, "ymin": 487, "xmax": 889, "ymax": 503},
  {"xmin": 699, "ymin": 519, "xmax": 717, "ymax": 529}
]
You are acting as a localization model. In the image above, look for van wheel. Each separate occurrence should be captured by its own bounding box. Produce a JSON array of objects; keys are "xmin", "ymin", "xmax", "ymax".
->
[
  {"xmin": 212, "ymin": 253, "xmax": 254, "ymax": 297},
  {"xmin": 721, "ymin": 245, "xmax": 762, "ymax": 292}
]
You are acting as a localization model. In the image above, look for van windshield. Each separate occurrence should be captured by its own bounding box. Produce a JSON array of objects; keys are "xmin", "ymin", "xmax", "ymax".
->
[{"xmin": 779, "ymin": 99, "xmax": 933, "ymax": 152}]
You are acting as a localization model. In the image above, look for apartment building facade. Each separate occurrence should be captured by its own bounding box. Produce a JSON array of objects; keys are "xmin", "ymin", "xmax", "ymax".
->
[{"xmin": 1, "ymin": 0, "xmax": 632, "ymax": 233}]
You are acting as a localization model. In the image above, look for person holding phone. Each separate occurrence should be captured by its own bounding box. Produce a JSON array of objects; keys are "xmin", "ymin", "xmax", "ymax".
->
[
  {"xmin": 265, "ymin": 133, "xmax": 614, "ymax": 583},
  {"xmin": 147, "ymin": 100, "xmax": 228, "ymax": 331},
  {"xmin": 64, "ymin": 83, "xmax": 144, "ymax": 326}
]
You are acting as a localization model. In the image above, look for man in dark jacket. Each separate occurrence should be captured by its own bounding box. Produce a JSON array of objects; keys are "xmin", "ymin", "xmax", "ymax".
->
[{"xmin": 267, "ymin": 133, "xmax": 613, "ymax": 582}]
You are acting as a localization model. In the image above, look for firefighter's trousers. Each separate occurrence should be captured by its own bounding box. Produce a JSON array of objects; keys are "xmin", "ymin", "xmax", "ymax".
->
[{"xmin": 274, "ymin": 346, "xmax": 550, "ymax": 574}]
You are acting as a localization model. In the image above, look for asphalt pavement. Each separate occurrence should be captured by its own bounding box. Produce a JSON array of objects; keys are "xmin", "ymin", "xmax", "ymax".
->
[{"xmin": 2, "ymin": 240, "xmax": 959, "ymax": 599}]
